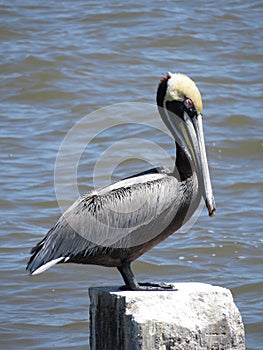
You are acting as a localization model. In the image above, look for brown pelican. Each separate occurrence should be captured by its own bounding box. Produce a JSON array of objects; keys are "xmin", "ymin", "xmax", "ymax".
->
[{"xmin": 26, "ymin": 73, "xmax": 216, "ymax": 290}]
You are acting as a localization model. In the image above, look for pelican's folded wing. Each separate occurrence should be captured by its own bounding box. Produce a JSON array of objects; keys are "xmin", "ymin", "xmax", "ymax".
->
[{"xmin": 26, "ymin": 172, "xmax": 181, "ymax": 275}]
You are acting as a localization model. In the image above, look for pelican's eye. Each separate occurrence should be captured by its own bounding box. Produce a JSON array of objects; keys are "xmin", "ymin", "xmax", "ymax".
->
[
  {"xmin": 184, "ymin": 97, "xmax": 194, "ymax": 110},
  {"xmin": 184, "ymin": 97, "xmax": 197, "ymax": 117}
]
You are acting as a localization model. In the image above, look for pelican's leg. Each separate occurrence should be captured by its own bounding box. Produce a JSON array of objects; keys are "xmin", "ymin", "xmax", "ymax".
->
[
  {"xmin": 117, "ymin": 261, "xmax": 140, "ymax": 290},
  {"xmin": 117, "ymin": 262, "xmax": 176, "ymax": 291}
]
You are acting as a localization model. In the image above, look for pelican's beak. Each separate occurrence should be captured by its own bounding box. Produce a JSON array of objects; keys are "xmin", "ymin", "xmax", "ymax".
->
[
  {"xmin": 159, "ymin": 98, "xmax": 216, "ymax": 217},
  {"xmin": 175, "ymin": 110, "xmax": 216, "ymax": 217},
  {"xmin": 191, "ymin": 113, "xmax": 216, "ymax": 217}
]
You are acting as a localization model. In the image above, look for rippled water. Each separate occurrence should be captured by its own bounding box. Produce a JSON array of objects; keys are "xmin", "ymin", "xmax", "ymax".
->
[{"xmin": 1, "ymin": 1, "xmax": 262, "ymax": 349}]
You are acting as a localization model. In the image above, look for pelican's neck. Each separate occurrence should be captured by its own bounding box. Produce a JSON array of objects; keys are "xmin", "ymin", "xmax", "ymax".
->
[
  {"xmin": 174, "ymin": 142, "xmax": 194, "ymax": 181},
  {"xmin": 156, "ymin": 76, "xmax": 196, "ymax": 182}
]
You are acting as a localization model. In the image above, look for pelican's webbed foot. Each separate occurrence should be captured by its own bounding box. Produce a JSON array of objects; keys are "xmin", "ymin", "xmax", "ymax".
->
[
  {"xmin": 119, "ymin": 282, "xmax": 177, "ymax": 291},
  {"xmin": 138, "ymin": 282, "xmax": 177, "ymax": 291}
]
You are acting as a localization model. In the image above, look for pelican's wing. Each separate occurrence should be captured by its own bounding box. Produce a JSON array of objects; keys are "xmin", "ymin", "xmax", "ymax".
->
[{"xmin": 26, "ymin": 172, "xmax": 181, "ymax": 275}]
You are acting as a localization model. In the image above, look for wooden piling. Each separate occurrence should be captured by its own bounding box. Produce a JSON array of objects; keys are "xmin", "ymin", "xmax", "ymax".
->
[{"xmin": 89, "ymin": 282, "xmax": 245, "ymax": 350}]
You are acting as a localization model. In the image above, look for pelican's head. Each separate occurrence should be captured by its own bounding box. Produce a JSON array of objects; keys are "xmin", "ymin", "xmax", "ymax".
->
[{"xmin": 157, "ymin": 72, "xmax": 216, "ymax": 217}]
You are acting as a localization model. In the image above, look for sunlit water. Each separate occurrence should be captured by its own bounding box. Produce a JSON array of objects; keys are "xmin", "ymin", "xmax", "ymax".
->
[{"xmin": 1, "ymin": 1, "xmax": 262, "ymax": 349}]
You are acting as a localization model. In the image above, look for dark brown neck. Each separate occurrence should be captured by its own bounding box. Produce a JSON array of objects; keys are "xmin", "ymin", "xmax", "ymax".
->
[{"xmin": 175, "ymin": 143, "xmax": 193, "ymax": 181}]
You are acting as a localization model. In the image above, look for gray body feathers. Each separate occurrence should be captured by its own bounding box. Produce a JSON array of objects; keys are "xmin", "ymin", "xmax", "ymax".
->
[{"xmin": 27, "ymin": 168, "xmax": 199, "ymax": 274}]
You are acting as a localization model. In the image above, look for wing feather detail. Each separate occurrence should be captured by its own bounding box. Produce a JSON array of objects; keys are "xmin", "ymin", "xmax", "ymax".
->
[{"xmin": 26, "ymin": 172, "xmax": 182, "ymax": 274}]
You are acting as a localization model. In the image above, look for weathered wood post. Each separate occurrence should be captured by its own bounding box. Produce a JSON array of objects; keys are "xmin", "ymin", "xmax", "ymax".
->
[{"xmin": 89, "ymin": 282, "xmax": 245, "ymax": 350}]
